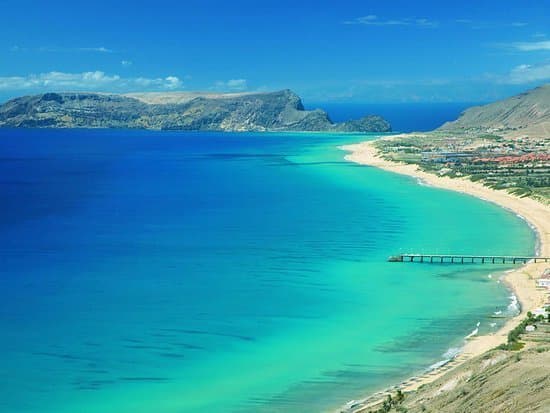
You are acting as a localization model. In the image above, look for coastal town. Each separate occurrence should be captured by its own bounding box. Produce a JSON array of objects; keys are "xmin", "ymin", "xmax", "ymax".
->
[{"xmin": 374, "ymin": 131, "xmax": 550, "ymax": 202}]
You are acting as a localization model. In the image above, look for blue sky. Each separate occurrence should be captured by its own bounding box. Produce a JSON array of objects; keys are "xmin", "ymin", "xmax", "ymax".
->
[{"xmin": 0, "ymin": 0, "xmax": 549, "ymax": 103}]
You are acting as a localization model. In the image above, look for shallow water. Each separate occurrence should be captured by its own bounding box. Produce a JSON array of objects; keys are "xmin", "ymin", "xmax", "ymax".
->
[{"xmin": 0, "ymin": 129, "xmax": 534, "ymax": 412}]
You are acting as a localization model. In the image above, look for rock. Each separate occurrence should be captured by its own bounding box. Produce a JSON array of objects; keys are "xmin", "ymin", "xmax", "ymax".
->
[
  {"xmin": 0, "ymin": 89, "xmax": 392, "ymax": 133},
  {"xmin": 334, "ymin": 115, "xmax": 392, "ymax": 133}
]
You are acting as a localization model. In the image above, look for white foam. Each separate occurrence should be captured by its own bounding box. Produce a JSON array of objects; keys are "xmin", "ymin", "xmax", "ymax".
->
[
  {"xmin": 507, "ymin": 294, "xmax": 519, "ymax": 313},
  {"xmin": 514, "ymin": 213, "xmax": 541, "ymax": 255},
  {"xmin": 465, "ymin": 322, "xmax": 480, "ymax": 339},
  {"xmin": 427, "ymin": 347, "xmax": 461, "ymax": 371},
  {"xmin": 427, "ymin": 358, "xmax": 449, "ymax": 371},
  {"xmin": 465, "ymin": 328, "xmax": 478, "ymax": 339},
  {"xmin": 416, "ymin": 177, "xmax": 431, "ymax": 187},
  {"xmin": 443, "ymin": 346, "xmax": 462, "ymax": 359}
]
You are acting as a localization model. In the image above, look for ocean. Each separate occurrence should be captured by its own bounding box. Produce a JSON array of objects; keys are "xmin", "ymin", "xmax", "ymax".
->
[
  {"xmin": 0, "ymin": 124, "xmax": 534, "ymax": 412},
  {"xmin": 310, "ymin": 101, "xmax": 480, "ymax": 132}
]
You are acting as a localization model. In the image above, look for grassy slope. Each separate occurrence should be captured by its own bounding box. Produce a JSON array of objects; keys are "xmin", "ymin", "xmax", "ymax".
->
[{"xmin": 362, "ymin": 321, "xmax": 550, "ymax": 413}]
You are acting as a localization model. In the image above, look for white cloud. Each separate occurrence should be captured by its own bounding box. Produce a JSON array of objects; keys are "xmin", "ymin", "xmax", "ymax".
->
[
  {"xmin": 0, "ymin": 71, "xmax": 183, "ymax": 91},
  {"xmin": 164, "ymin": 76, "xmax": 182, "ymax": 89},
  {"xmin": 353, "ymin": 78, "xmax": 452, "ymax": 87},
  {"xmin": 23, "ymin": 46, "xmax": 114, "ymax": 53},
  {"xmin": 212, "ymin": 78, "xmax": 248, "ymax": 91},
  {"xmin": 502, "ymin": 63, "xmax": 550, "ymax": 84},
  {"xmin": 344, "ymin": 15, "xmax": 438, "ymax": 27},
  {"xmin": 510, "ymin": 40, "xmax": 550, "ymax": 51},
  {"xmin": 121, "ymin": 60, "xmax": 133, "ymax": 66},
  {"xmin": 10, "ymin": 46, "xmax": 113, "ymax": 53},
  {"xmin": 455, "ymin": 20, "xmax": 529, "ymax": 29},
  {"xmin": 76, "ymin": 47, "xmax": 113, "ymax": 53}
]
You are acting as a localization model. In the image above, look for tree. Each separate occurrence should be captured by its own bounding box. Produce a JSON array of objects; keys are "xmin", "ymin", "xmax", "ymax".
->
[{"xmin": 395, "ymin": 389, "xmax": 404, "ymax": 403}]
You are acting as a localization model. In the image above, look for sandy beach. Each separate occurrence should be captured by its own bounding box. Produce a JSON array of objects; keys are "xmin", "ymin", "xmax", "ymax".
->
[{"xmin": 339, "ymin": 137, "xmax": 550, "ymax": 411}]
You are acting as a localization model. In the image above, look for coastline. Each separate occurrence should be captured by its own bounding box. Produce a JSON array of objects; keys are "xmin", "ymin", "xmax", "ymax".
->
[{"xmin": 339, "ymin": 137, "xmax": 549, "ymax": 412}]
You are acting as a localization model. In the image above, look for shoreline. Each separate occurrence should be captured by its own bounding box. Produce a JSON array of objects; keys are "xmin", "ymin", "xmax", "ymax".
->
[{"xmin": 338, "ymin": 137, "xmax": 549, "ymax": 412}]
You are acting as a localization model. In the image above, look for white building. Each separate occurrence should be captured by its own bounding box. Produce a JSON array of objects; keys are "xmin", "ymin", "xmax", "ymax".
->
[
  {"xmin": 537, "ymin": 268, "xmax": 550, "ymax": 288},
  {"xmin": 533, "ymin": 308, "xmax": 547, "ymax": 317}
]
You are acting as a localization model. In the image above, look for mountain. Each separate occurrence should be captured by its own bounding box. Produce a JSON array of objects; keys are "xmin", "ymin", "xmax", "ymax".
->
[
  {"xmin": 439, "ymin": 84, "xmax": 550, "ymax": 137},
  {"xmin": 0, "ymin": 90, "xmax": 391, "ymax": 133}
]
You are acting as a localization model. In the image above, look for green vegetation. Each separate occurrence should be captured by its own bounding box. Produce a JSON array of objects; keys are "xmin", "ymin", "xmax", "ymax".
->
[
  {"xmin": 367, "ymin": 389, "xmax": 406, "ymax": 413},
  {"xmin": 376, "ymin": 131, "xmax": 549, "ymax": 203},
  {"xmin": 477, "ymin": 134, "xmax": 504, "ymax": 141},
  {"xmin": 497, "ymin": 312, "xmax": 542, "ymax": 351}
]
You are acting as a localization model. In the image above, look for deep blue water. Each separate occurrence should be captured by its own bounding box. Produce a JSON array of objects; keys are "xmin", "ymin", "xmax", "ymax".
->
[
  {"xmin": 307, "ymin": 102, "xmax": 481, "ymax": 132},
  {"xmin": 0, "ymin": 128, "xmax": 534, "ymax": 412}
]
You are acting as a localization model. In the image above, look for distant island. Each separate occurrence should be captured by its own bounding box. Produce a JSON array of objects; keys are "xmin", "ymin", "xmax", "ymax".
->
[{"xmin": 0, "ymin": 89, "xmax": 391, "ymax": 133}]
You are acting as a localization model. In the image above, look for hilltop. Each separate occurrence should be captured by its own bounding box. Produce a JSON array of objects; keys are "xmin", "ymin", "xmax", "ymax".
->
[
  {"xmin": 0, "ymin": 89, "xmax": 391, "ymax": 133},
  {"xmin": 439, "ymin": 84, "xmax": 550, "ymax": 138}
]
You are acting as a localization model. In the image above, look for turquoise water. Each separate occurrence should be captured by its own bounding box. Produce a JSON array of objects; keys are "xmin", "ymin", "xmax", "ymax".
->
[{"xmin": 0, "ymin": 129, "xmax": 535, "ymax": 412}]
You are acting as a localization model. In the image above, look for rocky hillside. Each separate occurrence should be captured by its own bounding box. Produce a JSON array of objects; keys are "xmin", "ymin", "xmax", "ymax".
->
[
  {"xmin": 399, "ymin": 320, "xmax": 550, "ymax": 413},
  {"xmin": 0, "ymin": 90, "xmax": 391, "ymax": 133},
  {"xmin": 354, "ymin": 316, "xmax": 550, "ymax": 413},
  {"xmin": 439, "ymin": 84, "xmax": 550, "ymax": 137}
]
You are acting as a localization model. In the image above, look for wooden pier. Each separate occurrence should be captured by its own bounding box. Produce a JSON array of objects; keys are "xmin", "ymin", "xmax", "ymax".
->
[{"xmin": 388, "ymin": 254, "xmax": 550, "ymax": 264}]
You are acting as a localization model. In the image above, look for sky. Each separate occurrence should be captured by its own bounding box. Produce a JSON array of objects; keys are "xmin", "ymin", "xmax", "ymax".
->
[{"xmin": 0, "ymin": 0, "xmax": 549, "ymax": 103}]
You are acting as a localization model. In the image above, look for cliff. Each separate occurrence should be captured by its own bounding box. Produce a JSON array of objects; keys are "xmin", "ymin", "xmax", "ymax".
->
[{"xmin": 0, "ymin": 90, "xmax": 391, "ymax": 133}]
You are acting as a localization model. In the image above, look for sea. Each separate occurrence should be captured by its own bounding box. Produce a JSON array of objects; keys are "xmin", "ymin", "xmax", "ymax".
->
[{"xmin": 0, "ymin": 103, "xmax": 535, "ymax": 412}]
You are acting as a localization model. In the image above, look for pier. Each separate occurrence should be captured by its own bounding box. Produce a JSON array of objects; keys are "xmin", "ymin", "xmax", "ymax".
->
[{"xmin": 388, "ymin": 254, "xmax": 550, "ymax": 264}]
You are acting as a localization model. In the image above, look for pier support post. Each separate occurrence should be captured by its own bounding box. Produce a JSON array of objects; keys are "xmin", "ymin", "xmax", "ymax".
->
[{"xmin": 390, "ymin": 254, "xmax": 548, "ymax": 265}]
